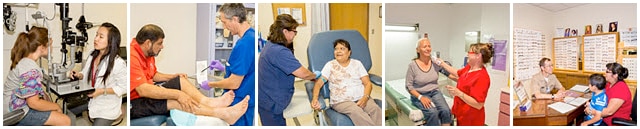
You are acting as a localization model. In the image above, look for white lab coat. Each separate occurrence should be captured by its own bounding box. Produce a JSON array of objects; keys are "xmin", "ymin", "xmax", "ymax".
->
[{"xmin": 79, "ymin": 55, "xmax": 127, "ymax": 120}]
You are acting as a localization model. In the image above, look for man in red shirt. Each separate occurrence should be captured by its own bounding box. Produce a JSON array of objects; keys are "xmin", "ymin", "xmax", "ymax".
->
[{"xmin": 129, "ymin": 24, "xmax": 248, "ymax": 125}]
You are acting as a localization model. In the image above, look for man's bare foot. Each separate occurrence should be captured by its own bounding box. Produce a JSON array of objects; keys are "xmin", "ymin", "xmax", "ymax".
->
[
  {"xmin": 219, "ymin": 95, "xmax": 249, "ymax": 125},
  {"xmin": 201, "ymin": 91, "xmax": 235, "ymax": 108}
]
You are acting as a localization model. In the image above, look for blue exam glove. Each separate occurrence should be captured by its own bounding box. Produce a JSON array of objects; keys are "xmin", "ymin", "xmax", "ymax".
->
[{"xmin": 313, "ymin": 71, "xmax": 322, "ymax": 79}]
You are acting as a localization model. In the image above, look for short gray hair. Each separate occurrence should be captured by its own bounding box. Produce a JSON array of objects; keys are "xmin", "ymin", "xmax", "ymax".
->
[{"xmin": 218, "ymin": 3, "xmax": 247, "ymax": 23}]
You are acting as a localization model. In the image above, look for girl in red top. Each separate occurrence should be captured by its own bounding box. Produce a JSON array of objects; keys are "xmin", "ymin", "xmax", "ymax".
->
[
  {"xmin": 587, "ymin": 62, "xmax": 632, "ymax": 126},
  {"xmin": 437, "ymin": 43, "xmax": 494, "ymax": 126}
]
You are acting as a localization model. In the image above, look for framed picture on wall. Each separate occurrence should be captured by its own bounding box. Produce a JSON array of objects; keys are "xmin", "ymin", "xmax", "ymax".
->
[
  {"xmin": 571, "ymin": 29, "xmax": 578, "ymax": 37},
  {"xmin": 585, "ymin": 25, "xmax": 592, "ymax": 35},
  {"xmin": 596, "ymin": 24, "xmax": 604, "ymax": 33},
  {"xmin": 564, "ymin": 28, "xmax": 571, "ymax": 37},
  {"xmin": 609, "ymin": 21, "xmax": 618, "ymax": 32}
]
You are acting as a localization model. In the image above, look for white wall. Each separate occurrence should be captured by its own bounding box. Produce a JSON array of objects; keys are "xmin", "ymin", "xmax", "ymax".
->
[
  {"xmin": 385, "ymin": 3, "xmax": 509, "ymax": 126},
  {"xmin": 3, "ymin": 3, "xmax": 127, "ymax": 80},
  {"xmin": 515, "ymin": 3, "xmax": 637, "ymax": 63},
  {"xmin": 258, "ymin": 3, "xmax": 382, "ymax": 76},
  {"xmin": 369, "ymin": 3, "xmax": 383, "ymax": 76},
  {"xmin": 130, "ymin": 3, "xmax": 197, "ymax": 75}
]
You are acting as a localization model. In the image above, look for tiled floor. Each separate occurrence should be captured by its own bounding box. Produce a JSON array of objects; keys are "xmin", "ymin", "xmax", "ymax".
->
[
  {"xmin": 257, "ymin": 79, "xmax": 383, "ymax": 126},
  {"xmin": 48, "ymin": 91, "xmax": 127, "ymax": 126}
]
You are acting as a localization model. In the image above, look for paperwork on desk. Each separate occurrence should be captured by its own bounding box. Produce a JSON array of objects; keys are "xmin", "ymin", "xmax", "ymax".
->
[
  {"xmin": 548, "ymin": 102, "xmax": 577, "ymax": 114},
  {"xmin": 563, "ymin": 97, "xmax": 590, "ymax": 106},
  {"xmin": 569, "ymin": 84, "xmax": 590, "ymax": 93}
]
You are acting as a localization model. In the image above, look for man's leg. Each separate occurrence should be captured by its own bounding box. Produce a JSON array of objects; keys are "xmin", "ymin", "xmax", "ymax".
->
[
  {"xmin": 167, "ymin": 95, "xmax": 250, "ymax": 125},
  {"xmin": 172, "ymin": 77, "xmax": 234, "ymax": 108}
]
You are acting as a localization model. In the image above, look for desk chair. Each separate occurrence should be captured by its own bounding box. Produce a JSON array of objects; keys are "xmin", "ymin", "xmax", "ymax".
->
[
  {"xmin": 612, "ymin": 90, "xmax": 637, "ymax": 126},
  {"xmin": 2, "ymin": 107, "xmax": 28, "ymax": 126},
  {"xmin": 304, "ymin": 30, "xmax": 382, "ymax": 126}
]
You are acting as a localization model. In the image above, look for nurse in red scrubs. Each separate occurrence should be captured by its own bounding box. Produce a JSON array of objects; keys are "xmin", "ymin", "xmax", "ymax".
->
[{"xmin": 437, "ymin": 43, "xmax": 494, "ymax": 126}]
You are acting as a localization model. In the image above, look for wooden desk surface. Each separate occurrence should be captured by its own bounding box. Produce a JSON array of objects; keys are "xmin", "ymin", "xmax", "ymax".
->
[{"xmin": 513, "ymin": 91, "xmax": 588, "ymax": 126}]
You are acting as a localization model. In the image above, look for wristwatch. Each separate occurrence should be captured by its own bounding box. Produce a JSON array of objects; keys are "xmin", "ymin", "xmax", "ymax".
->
[{"xmin": 551, "ymin": 94, "xmax": 555, "ymax": 99}]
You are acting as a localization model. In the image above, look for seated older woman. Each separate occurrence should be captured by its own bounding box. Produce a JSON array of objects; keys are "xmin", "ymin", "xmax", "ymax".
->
[{"xmin": 310, "ymin": 39, "xmax": 382, "ymax": 126}]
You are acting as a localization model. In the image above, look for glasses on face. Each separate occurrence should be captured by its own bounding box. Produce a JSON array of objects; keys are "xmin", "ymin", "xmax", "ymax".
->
[
  {"xmin": 605, "ymin": 70, "xmax": 612, "ymax": 74},
  {"xmin": 290, "ymin": 30, "xmax": 298, "ymax": 35}
]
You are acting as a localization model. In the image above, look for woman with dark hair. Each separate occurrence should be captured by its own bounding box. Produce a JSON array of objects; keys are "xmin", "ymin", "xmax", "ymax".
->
[
  {"xmin": 586, "ymin": 62, "xmax": 632, "ymax": 126},
  {"xmin": 310, "ymin": 39, "xmax": 382, "ymax": 126},
  {"xmin": 70, "ymin": 23, "xmax": 127, "ymax": 126},
  {"xmin": 439, "ymin": 43, "xmax": 494, "ymax": 126},
  {"xmin": 3, "ymin": 26, "xmax": 71, "ymax": 126},
  {"xmin": 258, "ymin": 14, "xmax": 320, "ymax": 126}
]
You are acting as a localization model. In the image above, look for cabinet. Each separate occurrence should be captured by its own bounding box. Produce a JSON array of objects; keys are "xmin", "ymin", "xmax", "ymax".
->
[
  {"xmin": 553, "ymin": 71, "xmax": 590, "ymax": 90},
  {"xmin": 196, "ymin": 3, "xmax": 255, "ymax": 75},
  {"xmin": 498, "ymin": 87, "xmax": 510, "ymax": 126}
]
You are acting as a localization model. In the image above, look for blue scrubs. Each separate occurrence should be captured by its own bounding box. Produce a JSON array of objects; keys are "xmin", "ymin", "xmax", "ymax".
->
[
  {"xmin": 258, "ymin": 42, "xmax": 301, "ymax": 126},
  {"xmin": 224, "ymin": 28, "xmax": 255, "ymax": 126}
]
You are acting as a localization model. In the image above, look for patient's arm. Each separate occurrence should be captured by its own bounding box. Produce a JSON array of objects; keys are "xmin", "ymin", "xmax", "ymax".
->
[
  {"xmin": 357, "ymin": 76, "xmax": 372, "ymax": 108},
  {"xmin": 292, "ymin": 66, "xmax": 317, "ymax": 80},
  {"xmin": 209, "ymin": 73, "xmax": 244, "ymax": 90},
  {"xmin": 26, "ymin": 95, "xmax": 62, "ymax": 112},
  {"xmin": 310, "ymin": 76, "xmax": 327, "ymax": 110},
  {"xmin": 153, "ymin": 72, "xmax": 180, "ymax": 82},
  {"xmin": 436, "ymin": 59, "xmax": 459, "ymax": 81},
  {"xmin": 136, "ymin": 83, "xmax": 187, "ymax": 100}
]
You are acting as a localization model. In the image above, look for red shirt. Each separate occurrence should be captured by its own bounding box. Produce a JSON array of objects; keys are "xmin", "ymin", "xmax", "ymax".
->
[
  {"xmin": 451, "ymin": 65, "xmax": 491, "ymax": 126},
  {"xmin": 603, "ymin": 81, "xmax": 632, "ymax": 125},
  {"xmin": 129, "ymin": 39, "xmax": 157, "ymax": 100}
]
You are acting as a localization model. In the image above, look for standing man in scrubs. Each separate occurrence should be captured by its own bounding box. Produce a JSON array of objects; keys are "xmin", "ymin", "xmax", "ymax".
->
[{"xmin": 200, "ymin": 3, "xmax": 255, "ymax": 126}]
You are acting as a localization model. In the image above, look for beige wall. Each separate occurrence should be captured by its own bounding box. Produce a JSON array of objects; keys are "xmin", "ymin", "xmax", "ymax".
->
[
  {"xmin": 258, "ymin": 3, "xmax": 382, "ymax": 76},
  {"xmin": 368, "ymin": 3, "xmax": 383, "ymax": 76},
  {"xmin": 130, "ymin": 3, "xmax": 197, "ymax": 75}
]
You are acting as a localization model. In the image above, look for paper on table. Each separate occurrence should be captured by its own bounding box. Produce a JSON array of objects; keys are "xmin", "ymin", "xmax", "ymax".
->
[
  {"xmin": 569, "ymin": 85, "xmax": 589, "ymax": 93},
  {"xmin": 196, "ymin": 60, "xmax": 208, "ymax": 83},
  {"xmin": 548, "ymin": 102, "xmax": 577, "ymax": 114},
  {"xmin": 567, "ymin": 97, "xmax": 589, "ymax": 106},
  {"xmin": 563, "ymin": 97, "xmax": 576, "ymax": 103}
]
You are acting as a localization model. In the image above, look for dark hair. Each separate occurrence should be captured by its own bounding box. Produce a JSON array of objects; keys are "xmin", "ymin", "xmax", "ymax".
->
[
  {"xmin": 268, "ymin": 14, "xmax": 298, "ymax": 51},
  {"xmin": 470, "ymin": 43, "xmax": 494, "ymax": 64},
  {"xmin": 606, "ymin": 62, "xmax": 629, "ymax": 81},
  {"xmin": 333, "ymin": 39, "xmax": 351, "ymax": 50},
  {"xmin": 589, "ymin": 74, "xmax": 606, "ymax": 90},
  {"xmin": 135, "ymin": 24, "xmax": 165, "ymax": 44},
  {"xmin": 10, "ymin": 26, "xmax": 49, "ymax": 70},
  {"xmin": 218, "ymin": 3, "xmax": 247, "ymax": 23},
  {"xmin": 539, "ymin": 57, "xmax": 551, "ymax": 67},
  {"xmin": 88, "ymin": 22, "xmax": 121, "ymax": 85}
]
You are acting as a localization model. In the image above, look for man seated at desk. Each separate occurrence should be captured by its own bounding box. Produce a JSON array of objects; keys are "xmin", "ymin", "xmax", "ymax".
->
[{"xmin": 529, "ymin": 58, "xmax": 566, "ymax": 101}]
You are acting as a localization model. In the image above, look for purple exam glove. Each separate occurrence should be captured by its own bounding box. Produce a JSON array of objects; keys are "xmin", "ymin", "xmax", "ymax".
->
[
  {"xmin": 200, "ymin": 80, "xmax": 211, "ymax": 90},
  {"xmin": 209, "ymin": 60, "xmax": 225, "ymax": 71}
]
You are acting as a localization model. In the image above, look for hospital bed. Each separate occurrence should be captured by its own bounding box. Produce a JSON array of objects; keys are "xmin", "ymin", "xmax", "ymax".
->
[{"xmin": 384, "ymin": 74, "xmax": 455, "ymax": 126}]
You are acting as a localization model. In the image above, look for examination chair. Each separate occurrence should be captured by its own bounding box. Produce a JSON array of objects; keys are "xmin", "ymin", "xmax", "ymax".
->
[
  {"xmin": 612, "ymin": 90, "xmax": 637, "ymax": 126},
  {"xmin": 384, "ymin": 61, "xmax": 454, "ymax": 126},
  {"xmin": 304, "ymin": 30, "xmax": 382, "ymax": 126}
]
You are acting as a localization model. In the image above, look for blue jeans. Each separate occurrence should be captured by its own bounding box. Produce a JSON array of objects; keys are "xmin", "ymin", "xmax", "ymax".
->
[
  {"xmin": 17, "ymin": 109, "xmax": 50, "ymax": 126},
  {"xmin": 410, "ymin": 90, "xmax": 452, "ymax": 126}
]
